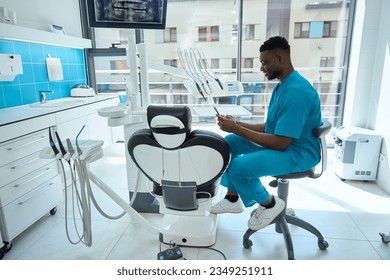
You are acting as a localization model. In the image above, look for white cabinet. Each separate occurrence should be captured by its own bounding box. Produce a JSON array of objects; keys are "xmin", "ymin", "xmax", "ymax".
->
[
  {"xmin": 55, "ymin": 98, "xmax": 119, "ymax": 147},
  {"xmin": 0, "ymin": 129, "xmax": 62, "ymax": 245},
  {"xmin": 54, "ymin": 98, "xmax": 119, "ymax": 187},
  {"xmin": 0, "ymin": 96, "xmax": 119, "ymax": 255}
]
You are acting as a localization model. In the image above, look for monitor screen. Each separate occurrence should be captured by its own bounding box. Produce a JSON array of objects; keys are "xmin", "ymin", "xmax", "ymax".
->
[{"xmin": 86, "ymin": 0, "xmax": 167, "ymax": 30}]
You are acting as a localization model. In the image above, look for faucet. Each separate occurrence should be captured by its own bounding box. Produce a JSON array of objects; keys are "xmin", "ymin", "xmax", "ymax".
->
[{"xmin": 40, "ymin": 90, "xmax": 54, "ymax": 103}]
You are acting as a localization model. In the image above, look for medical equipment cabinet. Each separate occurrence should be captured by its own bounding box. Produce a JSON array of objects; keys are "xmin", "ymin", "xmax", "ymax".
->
[{"xmin": 334, "ymin": 126, "xmax": 382, "ymax": 181}]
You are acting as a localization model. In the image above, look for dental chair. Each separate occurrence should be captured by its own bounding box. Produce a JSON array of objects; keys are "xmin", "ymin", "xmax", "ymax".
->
[
  {"xmin": 128, "ymin": 105, "xmax": 230, "ymax": 247},
  {"xmin": 243, "ymin": 120, "xmax": 332, "ymax": 260}
]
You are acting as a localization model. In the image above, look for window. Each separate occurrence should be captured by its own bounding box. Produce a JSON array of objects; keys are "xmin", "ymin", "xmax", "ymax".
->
[
  {"xmin": 294, "ymin": 22, "xmax": 311, "ymax": 38},
  {"xmin": 233, "ymin": 24, "xmax": 255, "ymax": 40},
  {"xmin": 323, "ymin": 21, "xmax": 338, "ymax": 37},
  {"xmin": 198, "ymin": 27, "xmax": 207, "ymax": 42},
  {"xmin": 320, "ymin": 57, "xmax": 336, "ymax": 67},
  {"xmin": 211, "ymin": 26, "xmax": 219, "ymax": 41},
  {"xmin": 295, "ymin": 21, "xmax": 339, "ymax": 39},
  {"xmin": 198, "ymin": 26, "xmax": 219, "ymax": 42},
  {"xmin": 164, "ymin": 28, "xmax": 177, "ymax": 42},
  {"xmin": 232, "ymin": 58, "xmax": 236, "ymax": 69},
  {"xmin": 155, "ymin": 27, "xmax": 177, "ymax": 43},
  {"xmin": 232, "ymin": 25, "xmax": 238, "ymax": 41},
  {"xmin": 233, "ymin": 58, "xmax": 253, "ymax": 69},
  {"xmin": 210, "ymin": 58, "xmax": 219, "ymax": 69},
  {"xmin": 164, "ymin": 59, "xmax": 178, "ymax": 67},
  {"xmin": 86, "ymin": 0, "xmax": 355, "ymax": 128},
  {"xmin": 243, "ymin": 58, "xmax": 253, "ymax": 68},
  {"xmin": 244, "ymin": 24, "xmax": 255, "ymax": 40}
]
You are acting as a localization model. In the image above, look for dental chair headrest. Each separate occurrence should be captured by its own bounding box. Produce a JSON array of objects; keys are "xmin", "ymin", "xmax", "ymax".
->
[{"xmin": 147, "ymin": 105, "xmax": 192, "ymax": 149}]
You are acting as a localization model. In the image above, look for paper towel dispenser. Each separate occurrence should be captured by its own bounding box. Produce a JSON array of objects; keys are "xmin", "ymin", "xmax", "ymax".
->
[
  {"xmin": 0, "ymin": 54, "xmax": 23, "ymax": 81},
  {"xmin": 46, "ymin": 55, "xmax": 64, "ymax": 81}
]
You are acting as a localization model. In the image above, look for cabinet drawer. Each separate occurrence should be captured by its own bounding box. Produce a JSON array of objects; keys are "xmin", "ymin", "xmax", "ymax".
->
[
  {"xmin": 0, "ymin": 129, "xmax": 48, "ymax": 167},
  {"xmin": 0, "ymin": 175, "xmax": 63, "ymax": 241},
  {"xmin": 0, "ymin": 161, "xmax": 59, "ymax": 207},
  {"xmin": 0, "ymin": 151, "xmax": 51, "ymax": 187}
]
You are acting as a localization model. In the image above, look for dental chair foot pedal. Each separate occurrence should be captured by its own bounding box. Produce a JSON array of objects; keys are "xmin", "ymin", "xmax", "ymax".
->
[{"xmin": 157, "ymin": 246, "xmax": 183, "ymax": 260}]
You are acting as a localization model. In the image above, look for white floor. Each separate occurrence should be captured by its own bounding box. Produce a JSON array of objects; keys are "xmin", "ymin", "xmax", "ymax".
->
[{"xmin": 2, "ymin": 143, "xmax": 390, "ymax": 260}]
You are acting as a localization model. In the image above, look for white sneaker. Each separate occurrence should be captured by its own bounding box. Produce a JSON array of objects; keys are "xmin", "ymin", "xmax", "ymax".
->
[
  {"xmin": 211, "ymin": 198, "xmax": 244, "ymax": 214},
  {"xmin": 248, "ymin": 196, "xmax": 285, "ymax": 230}
]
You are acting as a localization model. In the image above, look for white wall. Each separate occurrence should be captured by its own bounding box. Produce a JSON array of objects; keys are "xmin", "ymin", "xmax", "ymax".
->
[
  {"xmin": 344, "ymin": 0, "xmax": 390, "ymax": 193},
  {"xmin": 0, "ymin": 0, "xmax": 82, "ymax": 37}
]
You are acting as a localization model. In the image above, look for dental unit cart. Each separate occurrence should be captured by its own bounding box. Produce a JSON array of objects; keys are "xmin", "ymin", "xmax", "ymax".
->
[{"xmin": 334, "ymin": 126, "xmax": 383, "ymax": 181}]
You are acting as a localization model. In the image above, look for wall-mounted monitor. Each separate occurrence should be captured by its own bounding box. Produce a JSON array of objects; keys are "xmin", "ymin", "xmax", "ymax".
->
[{"xmin": 86, "ymin": 0, "xmax": 167, "ymax": 30}]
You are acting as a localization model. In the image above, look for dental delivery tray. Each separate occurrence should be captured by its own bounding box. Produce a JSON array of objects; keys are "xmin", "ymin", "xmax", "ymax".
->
[{"xmin": 40, "ymin": 139, "xmax": 104, "ymax": 162}]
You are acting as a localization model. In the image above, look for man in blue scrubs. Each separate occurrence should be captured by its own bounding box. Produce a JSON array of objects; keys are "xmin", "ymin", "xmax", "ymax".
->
[{"xmin": 211, "ymin": 36, "xmax": 322, "ymax": 231}]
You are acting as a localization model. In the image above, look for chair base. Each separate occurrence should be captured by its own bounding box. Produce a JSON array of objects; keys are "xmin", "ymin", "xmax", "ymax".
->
[
  {"xmin": 242, "ymin": 179, "xmax": 329, "ymax": 260},
  {"xmin": 379, "ymin": 232, "xmax": 390, "ymax": 244},
  {"xmin": 243, "ymin": 212, "xmax": 329, "ymax": 259},
  {"xmin": 159, "ymin": 213, "xmax": 218, "ymax": 247}
]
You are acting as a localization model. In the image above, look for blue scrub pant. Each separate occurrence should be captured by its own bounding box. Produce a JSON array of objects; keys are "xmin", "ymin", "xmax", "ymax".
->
[{"xmin": 221, "ymin": 134, "xmax": 296, "ymax": 207}]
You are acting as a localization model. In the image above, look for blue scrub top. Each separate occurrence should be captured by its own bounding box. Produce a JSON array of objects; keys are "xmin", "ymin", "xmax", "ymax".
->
[{"xmin": 265, "ymin": 71, "xmax": 323, "ymax": 171}]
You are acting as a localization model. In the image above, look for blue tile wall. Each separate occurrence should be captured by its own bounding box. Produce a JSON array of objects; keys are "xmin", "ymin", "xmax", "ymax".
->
[{"xmin": 0, "ymin": 39, "xmax": 87, "ymax": 109}]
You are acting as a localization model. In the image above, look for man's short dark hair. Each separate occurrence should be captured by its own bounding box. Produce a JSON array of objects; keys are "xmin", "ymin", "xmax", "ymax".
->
[{"xmin": 259, "ymin": 36, "xmax": 290, "ymax": 53}]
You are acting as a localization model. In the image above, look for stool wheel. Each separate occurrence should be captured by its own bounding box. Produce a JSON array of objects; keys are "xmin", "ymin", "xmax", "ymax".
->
[
  {"xmin": 318, "ymin": 240, "xmax": 329, "ymax": 250},
  {"xmin": 243, "ymin": 239, "xmax": 253, "ymax": 249}
]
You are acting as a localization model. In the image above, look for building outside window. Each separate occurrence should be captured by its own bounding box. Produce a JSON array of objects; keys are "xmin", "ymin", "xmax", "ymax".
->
[
  {"xmin": 210, "ymin": 58, "xmax": 219, "ymax": 69},
  {"xmin": 164, "ymin": 27, "xmax": 177, "ymax": 42},
  {"xmin": 198, "ymin": 26, "xmax": 208, "ymax": 42},
  {"xmin": 233, "ymin": 24, "xmax": 255, "ymax": 40},
  {"xmin": 86, "ymin": 0, "xmax": 355, "ymax": 128},
  {"xmin": 198, "ymin": 26, "xmax": 220, "ymax": 42},
  {"xmin": 243, "ymin": 58, "xmax": 254, "ymax": 68},
  {"xmin": 164, "ymin": 59, "xmax": 178, "ymax": 67},
  {"xmin": 244, "ymin": 24, "xmax": 255, "ymax": 40},
  {"xmin": 323, "ymin": 21, "xmax": 339, "ymax": 37},
  {"xmin": 320, "ymin": 57, "xmax": 336, "ymax": 68},
  {"xmin": 295, "ymin": 21, "xmax": 339, "ymax": 38}
]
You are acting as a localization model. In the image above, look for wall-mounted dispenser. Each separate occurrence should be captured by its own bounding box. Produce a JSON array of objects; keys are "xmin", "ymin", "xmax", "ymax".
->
[
  {"xmin": 46, "ymin": 54, "xmax": 64, "ymax": 81},
  {"xmin": 0, "ymin": 54, "xmax": 23, "ymax": 81}
]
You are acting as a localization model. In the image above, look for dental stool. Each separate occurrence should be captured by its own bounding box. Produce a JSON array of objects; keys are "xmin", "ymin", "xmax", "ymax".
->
[
  {"xmin": 243, "ymin": 120, "xmax": 332, "ymax": 260},
  {"xmin": 128, "ymin": 105, "xmax": 230, "ymax": 247}
]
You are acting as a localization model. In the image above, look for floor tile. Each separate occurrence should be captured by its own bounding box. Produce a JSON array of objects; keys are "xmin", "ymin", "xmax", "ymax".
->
[{"xmin": 2, "ymin": 143, "xmax": 390, "ymax": 260}]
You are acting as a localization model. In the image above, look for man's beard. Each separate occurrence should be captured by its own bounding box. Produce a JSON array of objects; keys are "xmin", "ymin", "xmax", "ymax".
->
[{"xmin": 267, "ymin": 70, "xmax": 281, "ymax": 80}]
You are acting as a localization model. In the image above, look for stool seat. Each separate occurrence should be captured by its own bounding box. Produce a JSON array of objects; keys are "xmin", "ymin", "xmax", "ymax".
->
[
  {"xmin": 243, "ymin": 120, "xmax": 332, "ymax": 259},
  {"xmin": 275, "ymin": 168, "xmax": 316, "ymax": 180},
  {"xmin": 269, "ymin": 168, "xmax": 315, "ymax": 187}
]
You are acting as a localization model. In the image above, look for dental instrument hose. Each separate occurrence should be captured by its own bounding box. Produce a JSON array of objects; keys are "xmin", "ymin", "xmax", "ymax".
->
[
  {"xmin": 53, "ymin": 124, "xmax": 159, "ymax": 249},
  {"xmin": 56, "ymin": 126, "xmax": 129, "ymax": 248}
]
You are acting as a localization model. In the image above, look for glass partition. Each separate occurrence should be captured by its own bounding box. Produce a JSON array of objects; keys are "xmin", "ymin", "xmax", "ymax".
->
[{"xmin": 86, "ymin": 0, "xmax": 355, "ymax": 127}]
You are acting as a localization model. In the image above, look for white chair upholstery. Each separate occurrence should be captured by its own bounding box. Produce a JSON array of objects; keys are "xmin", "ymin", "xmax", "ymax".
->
[{"xmin": 128, "ymin": 105, "xmax": 230, "ymax": 246}]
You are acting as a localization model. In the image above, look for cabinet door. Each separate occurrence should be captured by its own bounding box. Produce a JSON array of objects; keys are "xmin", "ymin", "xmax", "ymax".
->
[
  {"xmin": 0, "ymin": 161, "xmax": 59, "ymax": 207},
  {"xmin": 0, "ymin": 129, "xmax": 48, "ymax": 167},
  {"xmin": 56, "ymin": 115, "xmax": 89, "ymax": 141},
  {"xmin": 87, "ymin": 112, "xmax": 113, "ymax": 147},
  {"xmin": 56, "ymin": 99, "xmax": 117, "ymax": 148},
  {"xmin": 0, "ymin": 175, "xmax": 62, "ymax": 241},
  {"xmin": 0, "ymin": 151, "xmax": 50, "ymax": 187}
]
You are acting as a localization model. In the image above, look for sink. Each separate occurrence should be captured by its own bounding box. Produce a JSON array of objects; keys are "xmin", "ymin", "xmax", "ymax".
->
[{"xmin": 30, "ymin": 98, "xmax": 86, "ymax": 108}]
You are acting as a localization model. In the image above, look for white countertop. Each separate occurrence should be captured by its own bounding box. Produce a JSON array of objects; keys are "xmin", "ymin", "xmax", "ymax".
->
[{"xmin": 0, "ymin": 95, "xmax": 117, "ymax": 126}]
